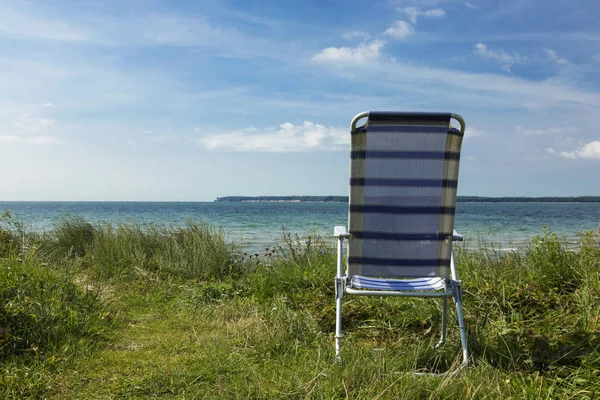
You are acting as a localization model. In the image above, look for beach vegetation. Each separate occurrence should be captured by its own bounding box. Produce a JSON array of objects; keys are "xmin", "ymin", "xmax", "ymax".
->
[{"xmin": 1, "ymin": 214, "xmax": 599, "ymax": 398}]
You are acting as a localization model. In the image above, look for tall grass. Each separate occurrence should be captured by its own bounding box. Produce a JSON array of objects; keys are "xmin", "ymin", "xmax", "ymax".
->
[
  {"xmin": 0, "ymin": 257, "xmax": 112, "ymax": 360},
  {"xmin": 0, "ymin": 210, "xmax": 28, "ymax": 258},
  {"xmin": 231, "ymin": 228, "xmax": 600, "ymax": 385},
  {"xmin": 40, "ymin": 217, "xmax": 243, "ymax": 280},
  {"xmin": 1, "ymin": 213, "xmax": 599, "ymax": 398},
  {"xmin": 456, "ymin": 231, "xmax": 600, "ymax": 377},
  {"xmin": 47, "ymin": 215, "xmax": 95, "ymax": 258},
  {"xmin": 0, "ymin": 226, "xmax": 12, "ymax": 258}
]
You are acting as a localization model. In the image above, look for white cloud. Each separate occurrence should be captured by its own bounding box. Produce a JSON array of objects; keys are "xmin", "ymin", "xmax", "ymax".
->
[
  {"xmin": 543, "ymin": 47, "xmax": 569, "ymax": 65},
  {"xmin": 474, "ymin": 42, "xmax": 521, "ymax": 71},
  {"xmin": 341, "ymin": 31, "xmax": 370, "ymax": 41},
  {"xmin": 594, "ymin": 54, "xmax": 600, "ymax": 62},
  {"xmin": 0, "ymin": 135, "xmax": 61, "ymax": 144},
  {"xmin": 393, "ymin": 0, "xmax": 445, "ymax": 5},
  {"xmin": 312, "ymin": 40, "xmax": 385, "ymax": 64},
  {"xmin": 465, "ymin": 155, "xmax": 477, "ymax": 160},
  {"xmin": 196, "ymin": 121, "xmax": 348, "ymax": 152},
  {"xmin": 39, "ymin": 102, "xmax": 59, "ymax": 108},
  {"xmin": 403, "ymin": 7, "xmax": 421, "ymax": 24},
  {"xmin": 401, "ymin": 7, "xmax": 446, "ymax": 24},
  {"xmin": 546, "ymin": 148, "xmax": 556, "ymax": 154},
  {"xmin": 557, "ymin": 141, "xmax": 600, "ymax": 160},
  {"xmin": 465, "ymin": 127, "xmax": 484, "ymax": 137},
  {"xmin": 424, "ymin": 8, "xmax": 446, "ymax": 18},
  {"xmin": 309, "ymin": 49, "xmax": 600, "ymax": 111},
  {"xmin": 384, "ymin": 21, "xmax": 414, "ymax": 39},
  {"xmin": 465, "ymin": 2, "xmax": 477, "ymax": 9}
]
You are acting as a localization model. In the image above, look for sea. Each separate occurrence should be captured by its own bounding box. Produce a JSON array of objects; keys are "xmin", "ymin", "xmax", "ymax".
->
[{"xmin": 1, "ymin": 201, "xmax": 599, "ymax": 251}]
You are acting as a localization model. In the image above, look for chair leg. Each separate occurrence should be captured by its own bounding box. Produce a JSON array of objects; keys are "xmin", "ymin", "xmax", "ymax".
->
[
  {"xmin": 453, "ymin": 281, "xmax": 469, "ymax": 366},
  {"xmin": 335, "ymin": 277, "xmax": 343, "ymax": 359},
  {"xmin": 435, "ymin": 296, "xmax": 448, "ymax": 348}
]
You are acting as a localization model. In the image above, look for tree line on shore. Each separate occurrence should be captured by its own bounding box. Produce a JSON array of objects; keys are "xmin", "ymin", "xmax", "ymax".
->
[{"xmin": 215, "ymin": 195, "xmax": 600, "ymax": 203}]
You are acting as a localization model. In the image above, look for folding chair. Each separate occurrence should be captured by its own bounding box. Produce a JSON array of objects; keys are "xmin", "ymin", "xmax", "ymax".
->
[{"xmin": 334, "ymin": 111, "xmax": 469, "ymax": 367}]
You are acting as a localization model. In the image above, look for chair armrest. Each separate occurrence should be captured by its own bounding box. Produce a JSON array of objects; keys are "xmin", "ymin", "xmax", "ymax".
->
[
  {"xmin": 334, "ymin": 226, "xmax": 349, "ymax": 238},
  {"xmin": 453, "ymin": 229, "xmax": 463, "ymax": 242}
]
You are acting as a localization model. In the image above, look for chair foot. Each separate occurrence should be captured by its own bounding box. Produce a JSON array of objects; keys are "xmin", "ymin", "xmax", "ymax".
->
[
  {"xmin": 436, "ymin": 296, "xmax": 448, "ymax": 349},
  {"xmin": 453, "ymin": 281, "xmax": 470, "ymax": 367},
  {"xmin": 335, "ymin": 335, "xmax": 342, "ymax": 360}
]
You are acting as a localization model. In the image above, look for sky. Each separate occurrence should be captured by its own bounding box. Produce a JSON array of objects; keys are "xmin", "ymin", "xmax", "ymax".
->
[{"xmin": 1, "ymin": 0, "xmax": 599, "ymax": 201}]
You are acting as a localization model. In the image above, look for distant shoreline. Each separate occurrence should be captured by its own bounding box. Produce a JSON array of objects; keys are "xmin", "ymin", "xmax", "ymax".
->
[{"xmin": 215, "ymin": 196, "xmax": 600, "ymax": 203}]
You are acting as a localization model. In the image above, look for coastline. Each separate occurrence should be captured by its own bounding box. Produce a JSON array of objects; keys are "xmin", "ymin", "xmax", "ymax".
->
[{"xmin": 215, "ymin": 195, "xmax": 600, "ymax": 203}]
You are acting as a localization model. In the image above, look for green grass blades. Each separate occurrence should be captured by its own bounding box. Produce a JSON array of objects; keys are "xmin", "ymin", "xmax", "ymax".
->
[
  {"xmin": 1, "ymin": 216, "xmax": 599, "ymax": 398},
  {"xmin": 38, "ymin": 217, "xmax": 243, "ymax": 281},
  {"xmin": 0, "ymin": 258, "xmax": 112, "ymax": 359},
  {"xmin": 0, "ymin": 257, "xmax": 113, "ymax": 399}
]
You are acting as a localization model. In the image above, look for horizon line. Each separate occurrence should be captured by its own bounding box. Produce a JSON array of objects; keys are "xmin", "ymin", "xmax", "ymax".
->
[{"xmin": 2, "ymin": 195, "xmax": 600, "ymax": 203}]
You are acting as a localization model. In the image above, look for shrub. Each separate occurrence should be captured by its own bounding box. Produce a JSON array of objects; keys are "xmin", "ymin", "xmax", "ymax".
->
[{"xmin": 0, "ymin": 258, "xmax": 112, "ymax": 360}]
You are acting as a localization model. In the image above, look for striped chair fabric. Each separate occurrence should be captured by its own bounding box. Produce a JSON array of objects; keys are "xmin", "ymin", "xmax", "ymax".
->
[{"xmin": 347, "ymin": 112, "xmax": 464, "ymax": 279}]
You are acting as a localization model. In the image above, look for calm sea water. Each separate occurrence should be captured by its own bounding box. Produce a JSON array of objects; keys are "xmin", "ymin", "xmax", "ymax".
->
[{"xmin": 1, "ymin": 202, "xmax": 599, "ymax": 251}]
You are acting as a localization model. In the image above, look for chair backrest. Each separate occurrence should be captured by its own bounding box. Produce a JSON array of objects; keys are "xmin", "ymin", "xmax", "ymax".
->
[{"xmin": 347, "ymin": 112, "xmax": 465, "ymax": 279}]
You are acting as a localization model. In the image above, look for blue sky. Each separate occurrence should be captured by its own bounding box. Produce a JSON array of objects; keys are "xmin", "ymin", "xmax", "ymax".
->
[{"xmin": 1, "ymin": 0, "xmax": 599, "ymax": 201}]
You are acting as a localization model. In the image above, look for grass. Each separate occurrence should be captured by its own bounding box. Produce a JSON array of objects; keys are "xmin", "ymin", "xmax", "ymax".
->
[
  {"xmin": 1, "ymin": 213, "xmax": 599, "ymax": 398},
  {"xmin": 0, "ymin": 256, "xmax": 113, "ymax": 398}
]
